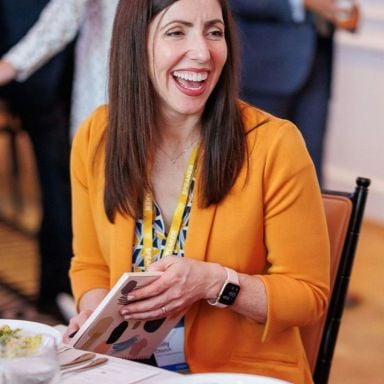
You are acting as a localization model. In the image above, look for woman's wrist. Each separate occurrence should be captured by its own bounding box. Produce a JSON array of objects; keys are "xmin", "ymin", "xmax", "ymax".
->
[
  {"xmin": 78, "ymin": 288, "xmax": 108, "ymax": 312},
  {"xmin": 204, "ymin": 263, "xmax": 227, "ymax": 300}
]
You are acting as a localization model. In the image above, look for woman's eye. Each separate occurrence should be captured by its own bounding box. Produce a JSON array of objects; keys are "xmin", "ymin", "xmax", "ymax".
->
[
  {"xmin": 165, "ymin": 30, "xmax": 184, "ymax": 37},
  {"xmin": 207, "ymin": 29, "xmax": 224, "ymax": 39}
]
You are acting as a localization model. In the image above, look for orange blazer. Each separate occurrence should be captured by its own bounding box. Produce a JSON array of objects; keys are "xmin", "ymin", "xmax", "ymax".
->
[{"xmin": 70, "ymin": 102, "xmax": 330, "ymax": 384}]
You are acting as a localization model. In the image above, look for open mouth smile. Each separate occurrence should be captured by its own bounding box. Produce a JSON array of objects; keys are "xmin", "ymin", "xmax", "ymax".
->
[{"xmin": 172, "ymin": 70, "xmax": 209, "ymax": 94}]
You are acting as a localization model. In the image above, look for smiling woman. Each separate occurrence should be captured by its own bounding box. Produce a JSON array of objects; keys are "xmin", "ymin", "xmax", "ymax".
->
[
  {"xmin": 147, "ymin": 0, "xmax": 227, "ymax": 116},
  {"xmin": 67, "ymin": 1, "xmax": 330, "ymax": 383}
]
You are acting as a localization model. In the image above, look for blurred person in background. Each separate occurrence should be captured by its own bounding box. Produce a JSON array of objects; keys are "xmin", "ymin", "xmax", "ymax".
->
[
  {"xmin": 0, "ymin": 0, "xmax": 119, "ymax": 137},
  {"xmin": 0, "ymin": 0, "xmax": 120, "ymax": 320},
  {"xmin": 229, "ymin": 0, "xmax": 359, "ymax": 184},
  {"xmin": 0, "ymin": 0, "xmax": 74, "ymax": 319}
]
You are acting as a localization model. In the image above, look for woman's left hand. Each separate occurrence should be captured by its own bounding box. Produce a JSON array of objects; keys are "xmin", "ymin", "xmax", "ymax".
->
[{"xmin": 120, "ymin": 257, "xmax": 225, "ymax": 320}]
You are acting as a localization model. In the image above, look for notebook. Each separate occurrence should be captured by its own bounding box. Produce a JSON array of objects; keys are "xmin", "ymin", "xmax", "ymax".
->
[{"xmin": 69, "ymin": 272, "xmax": 183, "ymax": 360}]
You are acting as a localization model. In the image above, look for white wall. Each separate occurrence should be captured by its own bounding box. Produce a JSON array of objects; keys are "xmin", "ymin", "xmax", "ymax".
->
[{"xmin": 324, "ymin": 1, "xmax": 384, "ymax": 223}]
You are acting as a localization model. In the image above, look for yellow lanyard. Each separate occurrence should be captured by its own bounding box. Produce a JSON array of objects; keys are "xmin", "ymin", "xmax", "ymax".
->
[{"xmin": 140, "ymin": 145, "xmax": 199, "ymax": 271}]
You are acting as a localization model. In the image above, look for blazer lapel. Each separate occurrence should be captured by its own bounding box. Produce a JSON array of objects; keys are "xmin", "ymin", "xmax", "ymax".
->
[
  {"xmin": 110, "ymin": 210, "xmax": 135, "ymax": 284},
  {"xmin": 185, "ymin": 201, "xmax": 217, "ymax": 263},
  {"xmin": 184, "ymin": 164, "xmax": 217, "ymax": 263},
  {"xmin": 184, "ymin": 168, "xmax": 217, "ymax": 336}
]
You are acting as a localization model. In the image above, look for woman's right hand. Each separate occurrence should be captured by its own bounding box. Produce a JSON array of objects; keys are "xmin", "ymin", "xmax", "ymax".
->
[
  {"xmin": 63, "ymin": 288, "xmax": 108, "ymax": 344},
  {"xmin": 63, "ymin": 308, "xmax": 94, "ymax": 344},
  {"xmin": 0, "ymin": 60, "xmax": 17, "ymax": 86}
]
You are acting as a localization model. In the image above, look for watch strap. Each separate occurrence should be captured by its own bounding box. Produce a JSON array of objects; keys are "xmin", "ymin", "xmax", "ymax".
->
[{"xmin": 207, "ymin": 267, "xmax": 239, "ymax": 308}]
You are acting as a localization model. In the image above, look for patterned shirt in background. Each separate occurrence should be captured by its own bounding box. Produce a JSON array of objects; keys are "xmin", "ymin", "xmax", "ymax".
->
[
  {"xmin": 132, "ymin": 179, "xmax": 195, "ymax": 272},
  {"xmin": 3, "ymin": 0, "xmax": 119, "ymax": 136}
]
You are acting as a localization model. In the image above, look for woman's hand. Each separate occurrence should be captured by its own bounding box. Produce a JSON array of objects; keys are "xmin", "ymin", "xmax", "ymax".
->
[
  {"xmin": 0, "ymin": 60, "xmax": 17, "ymax": 86},
  {"xmin": 120, "ymin": 257, "xmax": 226, "ymax": 320},
  {"xmin": 63, "ymin": 308, "xmax": 93, "ymax": 343},
  {"xmin": 63, "ymin": 287, "xmax": 108, "ymax": 344}
]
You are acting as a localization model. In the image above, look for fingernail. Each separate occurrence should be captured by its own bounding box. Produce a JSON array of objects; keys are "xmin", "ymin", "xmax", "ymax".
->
[
  {"xmin": 127, "ymin": 295, "xmax": 135, "ymax": 301},
  {"xmin": 121, "ymin": 310, "xmax": 128, "ymax": 315},
  {"xmin": 68, "ymin": 331, "xmax": 77, "ymax": 338}
]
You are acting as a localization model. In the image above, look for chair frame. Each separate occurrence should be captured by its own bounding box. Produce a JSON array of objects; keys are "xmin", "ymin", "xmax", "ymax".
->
[{"xmin": 313, "ymin": 177, "xmax": 371, "ymax": 383}]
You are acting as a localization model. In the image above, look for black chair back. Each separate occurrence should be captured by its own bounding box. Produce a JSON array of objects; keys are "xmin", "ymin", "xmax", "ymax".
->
[{"xmin": 314, "ymin": 177, "xmax": 371, "ymax": 383}]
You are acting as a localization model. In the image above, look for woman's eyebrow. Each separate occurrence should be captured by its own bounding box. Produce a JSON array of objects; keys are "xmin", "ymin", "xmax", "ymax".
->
[
  {"xmin": 205, "ymin": 19, "xmax": 225, "ymax": 28},
  {"xmin": 160, "ymin": 19, "xmax": 224, "ymax": 31}
]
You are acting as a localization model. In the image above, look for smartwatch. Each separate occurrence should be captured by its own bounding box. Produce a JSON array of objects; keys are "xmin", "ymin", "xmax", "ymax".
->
[{"xmin": 207, "ymin": 267, "xmax": 240, "ymax": 308}]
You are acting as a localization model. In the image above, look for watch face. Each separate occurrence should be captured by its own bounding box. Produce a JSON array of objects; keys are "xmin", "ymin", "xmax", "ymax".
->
[{"xmin": 219, "ymin": 283, "xmax": 240, "ymax": 305}]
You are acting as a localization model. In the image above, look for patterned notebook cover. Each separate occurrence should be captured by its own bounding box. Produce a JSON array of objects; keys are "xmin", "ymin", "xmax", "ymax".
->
[{"xmin": 70, "ymin": 272, "xmax": 183, "ymax": 359}]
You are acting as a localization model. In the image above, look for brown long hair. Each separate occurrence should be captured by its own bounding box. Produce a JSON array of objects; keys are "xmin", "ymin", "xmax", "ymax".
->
[{"xmin": 105, "ymin": 0, "xmax": 246, "ymax": 222}]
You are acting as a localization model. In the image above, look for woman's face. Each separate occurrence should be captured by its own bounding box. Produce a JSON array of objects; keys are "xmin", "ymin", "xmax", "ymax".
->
[{"xmin": 147, "ymin": 0, "xmax": 227, "ymax": 121}]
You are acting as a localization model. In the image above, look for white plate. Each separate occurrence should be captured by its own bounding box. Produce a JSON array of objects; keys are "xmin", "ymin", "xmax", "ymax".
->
[
  {"xmin": 0, "ymin": 319, "xmax": 62, "ymax": 345},
  {"xmin": 161, "ymin": 373, "xmax": 291, "ymax": 384}
]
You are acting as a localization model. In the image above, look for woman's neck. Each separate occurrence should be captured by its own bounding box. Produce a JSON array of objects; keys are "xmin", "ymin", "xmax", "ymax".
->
[
  {"xmin": 156, "ymin": 113, "xmax": 201, "ymax": 148},
  {"xmin": 153, "ymin": 113, "xmax": 201, "ymax": 169}
]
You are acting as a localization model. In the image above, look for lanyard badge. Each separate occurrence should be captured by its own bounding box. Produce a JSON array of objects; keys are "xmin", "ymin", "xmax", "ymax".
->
[
  {"xmin": 140, "ymin": 145, "xmax": 199, "ymax": 372},
  {"xmin": 141, "ymin": 144, "xmax": 200, "ymax": 270}
]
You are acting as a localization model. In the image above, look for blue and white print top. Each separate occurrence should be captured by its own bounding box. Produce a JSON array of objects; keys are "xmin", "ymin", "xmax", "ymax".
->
[{"xmin": 132, "ymin": 179, "xmax": 195, "ymax": 271}]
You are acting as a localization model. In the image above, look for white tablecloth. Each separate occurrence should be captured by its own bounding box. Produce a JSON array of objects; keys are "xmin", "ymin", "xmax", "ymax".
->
[{"xmin": 55, "ymin": 325, "xmax": 180, "ymax": 384}]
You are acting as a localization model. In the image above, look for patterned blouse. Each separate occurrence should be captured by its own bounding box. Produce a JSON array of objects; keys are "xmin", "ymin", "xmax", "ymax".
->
[{"xmin": 132, "ymin": 179, "xmax": 195, "ymax": 272}]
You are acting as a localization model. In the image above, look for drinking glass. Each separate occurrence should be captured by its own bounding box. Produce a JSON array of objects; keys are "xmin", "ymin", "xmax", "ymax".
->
[{"xmin": 0, "ymin": 333, "xmax": 59, "ymax": 384}]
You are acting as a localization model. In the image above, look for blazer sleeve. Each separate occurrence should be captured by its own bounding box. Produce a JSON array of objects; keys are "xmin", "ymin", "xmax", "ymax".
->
[
  {"xmin": 69, "ymin": 109, "xmax": 110, "ymax": 305},
  {"xmin": 3, "ymin": 0, "xmax": 88, "ymax": 81},
  {"xmin": 228, "ymin": 0, "xmax": 294, "ymax": 23},
  {"xmin": 258, "ymin": 122, "xmax": 330, "ymax": 341}
]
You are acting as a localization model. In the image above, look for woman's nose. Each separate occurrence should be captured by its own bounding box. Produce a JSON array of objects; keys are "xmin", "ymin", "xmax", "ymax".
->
[{"xmin": 186, "ymin": 35, "xmax": 210, "ymax": 63}]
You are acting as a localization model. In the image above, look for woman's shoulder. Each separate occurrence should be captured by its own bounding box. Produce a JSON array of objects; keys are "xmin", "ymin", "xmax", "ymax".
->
[
  {"xmin": 238, "ymin": 100, "xmax": 301, "ymax": 143},
  {"xmin": 238, "ymin": 100, "xmax": 311, "ymax": 168},
  {"xmin": 238, "ymin": 100, "xmax": 293, "ymax": 133},
  {"xmin": 73, "ymin": 105, "xmax": 108, "ymax": 146}
]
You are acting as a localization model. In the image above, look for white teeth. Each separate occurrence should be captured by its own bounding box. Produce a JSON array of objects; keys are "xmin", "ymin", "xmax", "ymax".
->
[{"xmin": 173, "ymin": 71, "xmax": 208, "ymax": 82}]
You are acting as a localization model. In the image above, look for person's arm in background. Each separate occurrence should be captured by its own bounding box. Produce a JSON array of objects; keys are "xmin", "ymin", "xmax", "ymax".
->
[
  {"xmin": 228, "ymin": 0, "xmax": 343, "ymax": 24},
  {"xmin": 0, "ymin": 0, "xmax": 88, "ymax": 85},
  {"xmin": 304, "ymin": 0, "xmax": 343, "ymax": 23},
  {"xmin": 288, "ymin": 0, "xmax": 342, "ymax": 23},
  {"xmin": 289, "ymin": 0, "xmax": 306, "ymax": 22},
  {"xmin": 228, "ymin": 0, "xmax": 294, "ymax": 23}
]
